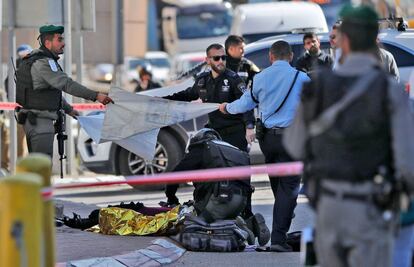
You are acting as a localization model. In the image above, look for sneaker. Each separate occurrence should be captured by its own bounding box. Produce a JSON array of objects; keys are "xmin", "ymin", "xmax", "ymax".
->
[
  {"xmin": 235, "ymin": 216, "xmax": 255, "ymax": 245},
  {"xmin": 250, "ymin": 213, "xmax": 271, "ymax": 246},
  {"xmin": 270, "ymin": 243, "xmax": 293, "ymax": 252}
]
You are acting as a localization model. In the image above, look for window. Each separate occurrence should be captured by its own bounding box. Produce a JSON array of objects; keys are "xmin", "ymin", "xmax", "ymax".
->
[
  {"xmin": 176, "ymin": 9, "xmax": 232, "ymax": 39},
  {"xmin": 381, "ymin": 43, "xmax": 414, "ymax": 67}
]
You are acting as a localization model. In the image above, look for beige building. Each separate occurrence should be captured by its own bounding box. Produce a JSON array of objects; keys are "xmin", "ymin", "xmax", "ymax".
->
[{"xmin": 1, "ymin": 0, "xmax": 149, "ymax": 64}]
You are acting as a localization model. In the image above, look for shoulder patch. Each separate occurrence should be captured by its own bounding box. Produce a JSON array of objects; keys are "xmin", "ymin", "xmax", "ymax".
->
[{"xmin": 48, "ymin": 59, "xmax": 58, "ymax": 72}]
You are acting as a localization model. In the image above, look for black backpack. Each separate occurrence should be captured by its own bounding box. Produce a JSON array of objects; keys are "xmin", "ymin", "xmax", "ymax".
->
[{"xmin": 176, "ymin": 215, "xmax": 247, "ymax": 252}]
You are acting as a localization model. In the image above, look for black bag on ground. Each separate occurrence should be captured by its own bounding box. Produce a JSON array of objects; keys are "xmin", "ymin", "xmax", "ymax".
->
[{"xmin": 177, "ymin": 215, "xmax": 247, "ymax": 252}]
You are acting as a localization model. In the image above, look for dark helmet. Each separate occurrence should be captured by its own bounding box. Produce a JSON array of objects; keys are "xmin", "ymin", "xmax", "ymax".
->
[{"xmin": 189, "ymin": 128, "xmax": 222, "ymax": 146}]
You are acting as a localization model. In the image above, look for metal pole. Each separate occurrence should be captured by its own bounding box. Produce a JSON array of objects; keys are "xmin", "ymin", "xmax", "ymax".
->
[
  {"xmin": 75, "ymin": 0, "xmax": 83, "ymax": 85},
  {"xmin": 0, "ymin": 0, "xmax": 3, "ymax": 171},
  {"xmin": 64, "ymin": 0, "xmax": 75, "ymax": 176},
  {"xmin": 112, "ymin": 0, "xmax": 123, "ymax": 87},
  {"xmin": 7, "ymin": 0, "xmax": 16, "ymax": 174}
]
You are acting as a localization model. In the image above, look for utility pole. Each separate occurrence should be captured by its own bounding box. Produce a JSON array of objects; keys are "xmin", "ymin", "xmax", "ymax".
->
[
  {"xmin": 112, "ymin": 0, "xmax": 124, "ymax": 87},
  {"xmin": 64, "ymin": 0, "xmax": 75, "ymax": 176},
  {"xmin": 7, "ymin": 0, "xmax": 16, "ymax": 173}
]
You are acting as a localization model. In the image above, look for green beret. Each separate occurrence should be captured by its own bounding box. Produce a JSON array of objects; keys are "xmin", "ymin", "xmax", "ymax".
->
[
  {"xmin": 39, "ymin": 25, "xmax": 64, "ymax": 35},
  {"xmin": 339, "ymin": 4, "xmax": 378, "ymax": 26}
]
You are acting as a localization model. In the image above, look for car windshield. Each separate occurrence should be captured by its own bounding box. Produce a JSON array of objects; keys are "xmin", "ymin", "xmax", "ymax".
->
[
  {"xmin": 176, "ymin": 8, "xmax": 232, "ymax": 39},
  {"xmin": 128, "ymin": 59, "xmax": 148, "ymax": 70},
  {"xmin": 147, "ymin": 58, "xmax": 171, "ymax": 68}
]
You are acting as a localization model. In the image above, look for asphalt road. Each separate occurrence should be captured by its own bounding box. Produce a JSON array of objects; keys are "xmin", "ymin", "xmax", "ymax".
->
[{"xmin": 55, "ymin": 180, "xmax": 314, "ymax": 266}]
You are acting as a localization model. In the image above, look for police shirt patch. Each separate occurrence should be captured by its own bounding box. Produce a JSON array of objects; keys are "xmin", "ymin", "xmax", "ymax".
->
[
  {"xmin": 237, "ymin": 82, "xmax": 247, "ymax": 93},
  {"xmin": 222, "ymin": 79, "xmax": 230, "ymax": 92},
  {"xmin": 48, "ymin": 60, "xmax": 58, "ymax": 72}
]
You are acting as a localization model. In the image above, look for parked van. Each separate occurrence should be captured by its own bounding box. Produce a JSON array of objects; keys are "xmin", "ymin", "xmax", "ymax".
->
[{"xmin": 231, "ymin": 2, "xmax": 329, "ymax": 44}]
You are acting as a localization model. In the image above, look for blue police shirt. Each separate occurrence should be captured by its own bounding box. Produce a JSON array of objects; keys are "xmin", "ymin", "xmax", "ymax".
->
[{"xmin": 226, "ymin": 60, "xmax": 310, "ymax": 128}]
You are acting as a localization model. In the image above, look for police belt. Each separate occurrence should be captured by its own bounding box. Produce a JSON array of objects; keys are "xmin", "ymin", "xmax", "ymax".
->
[
  {"xmin": 216, "ymin": 123, "xmax": 245, "ymax": 136},
  {"xmin": 264, "ymin": 127, "xmax": 285, "ymax": 135},
  {"xmin": 321, "ymin": 186, "xmax": 371, "ymax": 202}
]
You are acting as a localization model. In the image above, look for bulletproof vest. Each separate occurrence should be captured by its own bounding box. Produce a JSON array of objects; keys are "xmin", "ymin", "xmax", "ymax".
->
[
  {"xmin": 16, "ymin": 52, "xmax": 62, "ymax": 110},
  {"xmin": 203, "ymin": 139, "xmax": 250, "ymax": 188},
  {"xmin": 305, "ymin": 70, "xmax": 393, "ymax": 182}
]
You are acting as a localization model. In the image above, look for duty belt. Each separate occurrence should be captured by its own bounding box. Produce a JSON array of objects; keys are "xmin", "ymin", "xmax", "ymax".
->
[
  {"xmin": 265, "ymin": 127, "xmax": 285, "ymax": 135},
  {"xmin": 216, "ymin": 123, "xmax": 245, "ymax": 136},
  {"xmin": 321, "ymin": 186, "xmax": 371, "ymax": 202}
]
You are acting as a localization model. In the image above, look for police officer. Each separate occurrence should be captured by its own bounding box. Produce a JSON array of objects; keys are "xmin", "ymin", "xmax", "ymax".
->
[
  {"xmin": 224, "ymin": 35, "xmax": 260, "ymax": 145},
  {"xmin": 15, "ymin": 25, "xmax": 113, "ymax": 158},
  {"xmin": 163, "ymin": 43, "xmax": 253, "ymax": 215},
  {"xmin": 220, "ymin": 41, "xmax": 310, "ymax": 252},
  {"xmin": 284, "ymin": 5, "xmax": 414, "ymax": 266},
  {"xmin": 172, "ymin": 128, "xmax": 270, "ymax": 246}
]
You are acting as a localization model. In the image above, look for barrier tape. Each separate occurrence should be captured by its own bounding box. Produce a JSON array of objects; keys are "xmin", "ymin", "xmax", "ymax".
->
[
  {"xmin": 42, "ymin": 162, "xmax": 303, "ymax": 198},
  {"xmin": 0, "ymin": 102, "xmax": 105, "ymax": 111}
]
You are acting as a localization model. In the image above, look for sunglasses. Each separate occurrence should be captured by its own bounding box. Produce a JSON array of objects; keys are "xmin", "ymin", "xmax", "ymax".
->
[
  {"xmin": 329, "ymin": 35, "xmax": 336, "ymax": 40},
  {"xmin": 210, "ymin": 55, "xmax": 227, "ymax": 61}
]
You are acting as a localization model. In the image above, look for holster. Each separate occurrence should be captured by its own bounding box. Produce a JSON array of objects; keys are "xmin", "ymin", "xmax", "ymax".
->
[
  {"xmin": 16, "ymin": 111, "xmax": 27, "ymax": 125},
  {"xmin": 255, "ymin": 118, "xmax": 265, "ymax": 141}
]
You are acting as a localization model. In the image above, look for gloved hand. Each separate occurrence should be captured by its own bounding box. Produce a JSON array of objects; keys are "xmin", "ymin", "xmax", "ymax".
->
[{"xmin": 246, "ymin": 128, "xmax": 255, "ymax": 144}]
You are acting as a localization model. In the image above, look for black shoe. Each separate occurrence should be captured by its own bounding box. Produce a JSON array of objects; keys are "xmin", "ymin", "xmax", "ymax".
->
[
  {"xmin": 250, "ymin": 213, "xmax": 270, "ymax": 246},
  {"xmin": 63, "ymin": 212, "xmax": 98, "ymax": 230},
  {"xmin": 236, "ymin": 216, "xmax": 255, "ymax": 245},
  {"xmin": 158, "ymin": 201, "xmax": 179, "ymax": 208},
  {"xmin": 270, "ymin": 243, "xmax": 293, "ymax": 252}
]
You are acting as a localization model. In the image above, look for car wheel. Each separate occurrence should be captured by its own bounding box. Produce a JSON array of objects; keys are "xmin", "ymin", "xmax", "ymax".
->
[{"xmin": 118, "ymin": 130, "xmax": 184, "ymax": 191}]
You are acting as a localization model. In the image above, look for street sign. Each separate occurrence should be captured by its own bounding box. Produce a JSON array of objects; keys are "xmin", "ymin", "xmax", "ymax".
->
[{"xmin": 2, "ymin": 0, "xmax": 95, "ymax": 31}]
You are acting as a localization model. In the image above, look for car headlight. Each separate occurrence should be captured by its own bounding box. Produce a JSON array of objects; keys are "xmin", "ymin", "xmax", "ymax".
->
[{"xmin": 104, "ymin": 73, "xmax": 113, "ymax": 81}]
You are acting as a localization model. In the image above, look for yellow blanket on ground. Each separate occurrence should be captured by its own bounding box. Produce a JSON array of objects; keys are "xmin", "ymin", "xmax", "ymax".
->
[{"xmin": 90, "ymin": 206, "xmax": 180, "ymax": 236}]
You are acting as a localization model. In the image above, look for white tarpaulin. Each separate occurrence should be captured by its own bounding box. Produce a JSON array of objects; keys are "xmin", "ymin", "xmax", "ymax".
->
[
  {"xmin": 101, "ymin": 86, "xmax": 218, "ymax": 141},
  {"xmin": 138, "ymin": 78, "xmax": 194, "ymax": 97},
  {"xmin": 77, "ymin": 113, "xmax": 160, "ymax": 161}
]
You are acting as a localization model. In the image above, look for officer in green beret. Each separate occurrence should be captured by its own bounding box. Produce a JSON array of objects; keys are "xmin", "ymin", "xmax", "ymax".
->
[
  {"xmin": 284, "ymin": 4, "xmax": 414, "ymax": 267},
  {"xmin": 15, "ymin": 24, "xmax": 114, "ymax": 159}
]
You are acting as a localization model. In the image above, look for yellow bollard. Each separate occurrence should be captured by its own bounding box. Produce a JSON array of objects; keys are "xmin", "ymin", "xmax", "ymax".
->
[
  {"xmin": 16, "ymin": 153, "xmax": 55, "ymax": 267},
  {"xmin": 0, "ymin": 173, "xmax": 43, "ymax": 267}
]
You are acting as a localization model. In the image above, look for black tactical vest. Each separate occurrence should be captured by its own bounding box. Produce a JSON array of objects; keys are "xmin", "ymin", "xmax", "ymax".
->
[
  {"xmin": 16, "ymin": 52, "xmax": 61, "ymax": 110},
  {"xmin": 304, "ymin": 69, "xmax": 393, "ymax": 182},
  {"xmin": 203, "ymin": 139, "xmax": 250, "ymax": 187}
]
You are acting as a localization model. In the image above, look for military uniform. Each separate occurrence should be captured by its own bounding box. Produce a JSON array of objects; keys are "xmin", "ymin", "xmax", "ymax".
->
[
  {"xmin": 16, "ymin": 25, "xmax": 99, "ymax": 158},
  {"xmin": 285, "ymin": 5, "xmax": 414, "ymax": 266}
]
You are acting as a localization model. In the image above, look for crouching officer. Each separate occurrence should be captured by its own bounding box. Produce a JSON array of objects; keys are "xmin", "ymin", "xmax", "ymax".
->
[
  {"xmin": 15, "ymin": 24, "xmax": 113, "ymax": 158},
  {"xmin": 169, "ymin": 128, "xmax": 270, "ymax": 246}
]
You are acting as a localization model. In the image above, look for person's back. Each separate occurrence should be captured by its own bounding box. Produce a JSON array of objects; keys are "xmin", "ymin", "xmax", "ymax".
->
[{"xmin": 285, "ymin": 5, "xmax": 414, "ymax": 267}]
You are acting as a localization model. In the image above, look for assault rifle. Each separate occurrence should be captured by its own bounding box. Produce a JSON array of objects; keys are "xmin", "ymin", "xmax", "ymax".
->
[{"xmin": 55, "ymin": 108, "xmax": 67, "ymax": 179}]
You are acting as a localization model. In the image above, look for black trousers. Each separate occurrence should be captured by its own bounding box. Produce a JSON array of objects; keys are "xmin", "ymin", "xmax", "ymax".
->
[
  {"xmin": 165, "ymin": 125, "xmax": 253, "ymax": 218},
  {"xmin": 259, "ymin": 131, "xmax": 300, "ymax": 245}
]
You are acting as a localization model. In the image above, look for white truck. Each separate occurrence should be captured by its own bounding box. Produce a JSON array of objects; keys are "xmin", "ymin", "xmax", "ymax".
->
[
  {"xmin": 230, "ymin": 2, "xmax": 329, "ymax": 44},
  {"xmin": 161, "ymin": 0, "xmax": 233, "ymax": 55}
]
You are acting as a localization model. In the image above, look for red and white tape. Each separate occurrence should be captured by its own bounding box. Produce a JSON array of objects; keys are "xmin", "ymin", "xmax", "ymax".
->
[
  {"xmin": 42, "ymin": 162, "xmax": 303, "ymax": 198},
  {"xmin": 0, "ymin": 102, "xmax": 105, "ymax": 111}
]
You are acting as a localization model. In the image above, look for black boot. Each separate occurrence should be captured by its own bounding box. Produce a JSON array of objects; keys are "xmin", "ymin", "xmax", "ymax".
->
[{"xmin": 246, "ymin": 213, "xmax": 271, "ymax": 246}]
